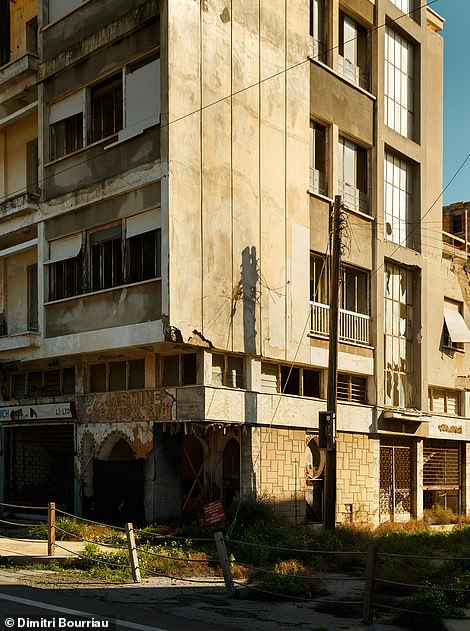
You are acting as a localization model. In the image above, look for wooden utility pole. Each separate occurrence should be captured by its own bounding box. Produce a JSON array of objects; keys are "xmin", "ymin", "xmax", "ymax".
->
[{"xmin": 324, "ymin": 195, "xmax": 342, "ymax": 529}]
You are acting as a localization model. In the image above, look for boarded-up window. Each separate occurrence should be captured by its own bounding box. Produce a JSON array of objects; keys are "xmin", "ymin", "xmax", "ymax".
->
[{"xmin": 428, "ymin": 387, "xmax": 460, "ymax": 416}]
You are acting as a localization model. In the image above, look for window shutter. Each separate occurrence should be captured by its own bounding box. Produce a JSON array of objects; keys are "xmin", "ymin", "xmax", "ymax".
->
[
  {"xmin": 49, "ymin": 91, "xmax": 83, "ymax": 124},
  {"xmin": 126, "ymin": 208, "xmax": 161, "ymax": 239},
  {"xmin": 48, "ymin": 234, "xmax": 82, "ymax": 263}
]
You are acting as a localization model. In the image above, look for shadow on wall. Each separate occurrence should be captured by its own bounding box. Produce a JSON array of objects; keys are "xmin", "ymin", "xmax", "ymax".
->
[{"xmin": 241, "ymin": 245, "xmax": 258, "ymax": 356}]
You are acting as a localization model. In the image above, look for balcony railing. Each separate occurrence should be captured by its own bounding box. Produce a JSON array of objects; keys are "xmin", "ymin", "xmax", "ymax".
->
[
  {"xmin": 338, "ymin": 181, "xmax": 368, "ymax": 214},
  {"xmin": 309, "ymin": 167, "xmax": 326, "ymax": 196},
  {"xmin": 338, "ymin": 56, "xmax": 368, "ymax": 89},
  {"xmin": 0, "ymin": 191, "xmax": 39, "ymax": 218},
  {"xmin": 442, "ymin": 230, "xmax": 470, "ymax": 253},
  {"xmin": 310, "ymin": 301, "xmax": 370, "ymax": 345}
]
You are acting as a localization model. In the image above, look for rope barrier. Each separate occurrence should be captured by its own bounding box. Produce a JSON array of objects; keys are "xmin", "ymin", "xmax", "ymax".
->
[
  {"xmin": 54, "ymin": 543, "xmax": 133, "ymax": 570},
  {"xmin": 54, "ymin": 509, "xmax": 126, "ymax": 531},
  {"xmin": 373, "ymin": 602, "xmax": 445, "ymax": 617},
  {"xmin": 231, "ymin": 578, "xmax": 362, "ymax": 604},
  {"xmin": 226, "ymin": 538, "xmax": 367, "ymax": 555},
  {"xmin": 375, "ymin": 578, "xmax": 470, "ymax": 593},
  {"xmin": 141, "ymin": 568, "xmax": 225, "ymax": 585},
  {"xmin": 0, "ymin": 502, "xmax": 48, "ymax": 511},
  {"xmin": 0, "ymin": 518, "xmax": 44, "ymax": 528},
  {"xmin": 137, "ymin": 546, "xmax": 218, "ymax": 564},
  {"xmin": 231, "ymin": 560, "xmax": 365, "ymax": 581},
  {"xmin": 378, "ymin": 551, "xmax": 470, "ymax": 562},
  {"xmin": 53, "ymin": 526, "xmax": 127, "ymax": 550},
  {"xmin": 134, "ymin": 527, "xmax": 214, "ymax": 543}
]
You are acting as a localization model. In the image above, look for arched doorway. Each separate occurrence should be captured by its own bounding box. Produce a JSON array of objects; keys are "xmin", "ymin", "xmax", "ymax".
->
[
  {"xmin": 93, "ymin": 434, "xmax": 145, "ymax": 525},
  {"xmin": 182, "ymin": 436, "xmax": 206, "ymax": 512},
  {"xmin": 306, "ymin": 437, "xmax": 324, "ymax": 522},
  {"xmin": 223, "ymin": 438, "xmax": 240, "ymax": 510}
]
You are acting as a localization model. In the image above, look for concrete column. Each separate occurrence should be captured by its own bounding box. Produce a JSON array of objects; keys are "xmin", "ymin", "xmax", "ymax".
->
[
  {"xmin": 201, "ymin": 349, "xmax": 212, "ymax": 385},
  {"xmin": 144, "ymin": 352, "xmax": 156, "ymax": 388},
  {"xmin": 246, "ymin": 357, "xmax": 261, "ymax": 392},
  {"xmin": 413, "ymin": 438, "xmax": 424, "ymax": 520},
  {"xmin": 462, "ymin": 442, "xmax": 470, "ymax": 516}
]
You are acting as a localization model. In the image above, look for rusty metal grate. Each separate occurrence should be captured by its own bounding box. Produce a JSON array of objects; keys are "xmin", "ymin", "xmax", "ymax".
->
[
  {"xmin": 380, "ymin": 445, "xmax": 411, "ymax": 520},
  {"xmin": 423, "ymin": 445, "xmax": 460, "ymax": 490}
]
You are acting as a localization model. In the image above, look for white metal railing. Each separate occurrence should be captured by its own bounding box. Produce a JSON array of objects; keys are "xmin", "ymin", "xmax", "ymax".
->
[
  {"xmin": 338, "ymin": 181, "xmax": 368, "ymax": 214},
  {"xmin": 309, "ymin": 167, "xmax": 326, "ymax": 196},
  {"xmin": 310, "ymin": 301, "xmax": 370, "ymax": 345},
  {"xmin": 338, "ymin": 56, "xmax": 368, "ymax": 89}
]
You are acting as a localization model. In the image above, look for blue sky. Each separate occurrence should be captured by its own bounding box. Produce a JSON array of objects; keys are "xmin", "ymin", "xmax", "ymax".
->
[{"xmin": 439, "ymin": 0, "xmax": 470, "ymax": 204}]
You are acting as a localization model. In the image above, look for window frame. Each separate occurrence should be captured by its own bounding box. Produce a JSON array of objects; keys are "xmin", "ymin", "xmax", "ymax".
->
[
  {"xmin": 428, "ymin": 386, "xmax": 461, "ymax": 416},
  {"xmin": 10, "ymin": 367, "xmax": 76, "ymax": 399},
  {"xmin": 161, "ymin": 353, "xmax": 198, "ymax": 387},
  {"xmin": 211, "ymin": 354, "xmax": 245, "ymax": 389},
  {"xmin": 384, "ymin": 27, "xmax": 415, "ymax": 138},
  {"xmin": 309, "ymin": 121, "xmax": 328, "ymax": 196},
  {"xmin": 341, "ymin": 264, "xmax": 369, "ymax": 315},
  {"xmin": 384, "ymin": 151, "xmax": 414, "ymax": 247},
  {"xmin": 89, "ymin": 359, "xmax": 146, "ymax": 393},
  {"xmin": 338, "ymin": 12, "xmax": 369, "ymax": 89},
  {"xmin": 338, "ymin": 136, "xmax": 368, "ymax": 214}
]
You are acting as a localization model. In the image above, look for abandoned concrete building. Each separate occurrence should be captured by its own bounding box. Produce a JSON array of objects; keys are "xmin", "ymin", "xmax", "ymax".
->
[{"xmin": 0, "ymin": 0, "xmax": 468, "ymax": 526}]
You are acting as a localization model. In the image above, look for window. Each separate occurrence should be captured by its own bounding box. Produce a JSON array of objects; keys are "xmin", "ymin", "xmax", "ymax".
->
[
  {"xmin": 49, "ymin": 92, "xmax": 84, "ymax": 160},
  {"xmin": 161, "ymin": 354, "xmax": 198, "ymax": 387},
  {"xmin": 90, "ymin": 75, "xmax": 123, "ymax": 143},
  {"xmin": 384, "ymin": 152, "xmax": 413, "ymax": 246},
  {"xmin": 11, "ymin": 367, "xmax": 75, "ymax": 399},
  {"xmin": 261, "ymin": 363, "xmax": 321, "ymax": 398},
  {"xmin": 48, "ymin": 233, "xmax": 83, "ymax": 301},
  {"xmin": 451, "ymin": 213, "xmax": 463, "ymax": 236},
  {"xmin": 48, "ymin": 210, "xmax": 161, "ymax": 302},
  {"xmin": 310, "ymin": 0, "xmax": 326, "ymax": 61},
  {"xmin": 338, "ymin": 137, "xmax": 368, "ymax": 213},
  {"xmin": 90, "ymin": 359, "xmax": 145, "ymax": 392},
  {"xmin": 211, "ymin": 354, "xmax": 244, "ymax": 388},
  {"xmin": 27, "ymin": 264, "xmax": 39, "ymax": 331},
  {"xmin": 341, "ymin": 265, "xmax": 368, "ymax": 314},
  {"xmin": 310, "ymin": 254, "xmax": 328, "ymax": 304},
  {"xmin": 338, "ymin": 13, "xmax": 368, "ymax": 88},
  {"xmin": 48, "ymin": 0, "xmax": 82, "ymax": 23},
  {"xmin": 443, "ymin": 299, "xmax": 470, "ymax": 350},
  {"xmin": 384, "ymin": 263, "xmax": 413, "ymax": 408},
  {"xmin": 90, "ymin": 225, "xmax": 123, "ymax": 292},
  {"xmin": 337, "ymin": 374, "xmax": 367, "ymax": 404},
  {"xmin": 309, "ymin": 122, "xmax": 327, "ymax": 195},
  {"xmin": 125, "ymin": 207, "xmax": 162, "ymax": 283},
  {"xmin": 428, "ymin": 387, "xmax": 460, "ymax": 416},
  {"xmin": 385, "ymin": 28, "xmax": 414, "ymax": 138},
  {"xmin": 390, "ymin": 0, "xmax": 413, "ymax": 13}
]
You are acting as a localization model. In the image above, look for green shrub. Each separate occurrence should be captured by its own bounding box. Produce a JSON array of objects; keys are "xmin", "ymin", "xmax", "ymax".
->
[{"xmin": 396, "ymin": 588, "xmax": 463, "ymax": 631}]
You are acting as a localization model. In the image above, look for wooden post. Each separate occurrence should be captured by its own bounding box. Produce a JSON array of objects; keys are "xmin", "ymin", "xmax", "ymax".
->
[
  {"xmin": 47, "ymin": 502, "xmax": 56, "ymax": 557},
  {"xmin": 125, "ymin": 522, "xmax": 141, "ymax": 583},
  {"xmin": 324, "ymin": 195, "xmax": 342, "ymax": 529},
  {"xmin": 362, "ymin": 543, "xmax": 378, "ymax": 624},
  {"xmin": 214, "ymin": 531, "xmax": 236, "ymax": 598}
]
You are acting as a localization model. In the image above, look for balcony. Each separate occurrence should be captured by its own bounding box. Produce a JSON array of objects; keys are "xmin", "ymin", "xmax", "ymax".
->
[
  {"xmin": 310, "ymin": 301, "xmax": 370, "ymax": 345},
  {"xmin": 0, "ymin": 192, "xmax": 39, "ymax": 219},
  {"xmin": 338, "ymin": 181, "xmax": 368, "ymax": 214},
  {"xmin": 0, "ymin": 53, "xmax": 38, "ymax": 91}
]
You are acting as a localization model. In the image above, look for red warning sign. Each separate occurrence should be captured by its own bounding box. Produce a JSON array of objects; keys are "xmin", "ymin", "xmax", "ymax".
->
[{"xmin": 203, "ymin": 500, "xmax": 226, "ymax": 525}]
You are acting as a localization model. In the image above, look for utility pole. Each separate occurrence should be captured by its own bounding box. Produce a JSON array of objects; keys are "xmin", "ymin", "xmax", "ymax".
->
[{"xmin": 324, "ymin": 195, "xmax": 342, "ymax": 529}]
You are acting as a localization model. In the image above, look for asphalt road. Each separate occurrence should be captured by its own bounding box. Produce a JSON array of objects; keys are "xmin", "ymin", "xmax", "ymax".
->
[{"xmin": 0, "ymin": 583, "xmax": 228, "ymax": 631}]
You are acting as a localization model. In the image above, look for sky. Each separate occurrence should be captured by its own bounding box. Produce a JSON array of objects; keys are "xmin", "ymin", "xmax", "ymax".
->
[{"xmin": 439, "ymin": 0, "xmax": 470, "ymax": 204}]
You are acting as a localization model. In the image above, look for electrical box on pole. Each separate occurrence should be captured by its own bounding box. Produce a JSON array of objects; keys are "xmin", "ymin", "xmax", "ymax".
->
[{"xmin": 319, "ymin": 411, "xmax": 336, "ymax": 451}]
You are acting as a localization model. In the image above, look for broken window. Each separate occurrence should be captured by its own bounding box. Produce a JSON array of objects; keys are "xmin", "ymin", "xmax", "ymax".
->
[
  {"xmin": 309, "ymin": 121, "xmax": 327, "ymax": 195},
  {"xmin": 260, "ymin": 363, "xmax": 279, "ymax": 394},
  {"xmin": 337, "ymin": 374, "xmax": 367, "ymax": 404},
  {"xmin": 211, "ymin": 354, "xmax": 244, "ymax": 388},
  {"xmin": 443, "ymin": 299, "xmax": 470, "ymax": 351},
  {"xmin": 384, "ymin": 263, "xmax": 414, "ymax": 408},
  {"xmin": 90, "ymin": 224, "xmax": 123, "ymax": 291},
  {"xmin": 338, "ymin": 13, "xmax": 368, "ymax": 88},
  {"xmin": 341, "ymin": 265, "xmax": 368, "ymax": 315},
  {"xmin": 310, "ymin": 254, "xmax": 328, "ymax": 304},
  {"xmin": 385, "ymin": 27, "xmax": 414, "ymax": 138},
  {"xmin": 10, "ymin": 367, "xmax": 75, "ymax": 399},
  {"xmin": 162, "ymin": 354, "xmax": 198, "ymax": 387},
  {"xmin": 310, "ymin": 0, "xmax": 326, "ymax": 62},
  {"xmin": 90, "ymin": 75, "xmax": 123, "ymax": 143},
  {"xmin": 384, "ymin": 152, "xmax": 413, "ymax": 247},
  {"xmin": 338, "ymin": 137, "xmax": 368, "ymax": 214}
]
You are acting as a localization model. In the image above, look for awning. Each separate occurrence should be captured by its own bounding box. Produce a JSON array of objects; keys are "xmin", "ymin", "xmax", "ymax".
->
[{"xmin": 444, "ymin": 308, "xmax": 470, "ymax": 343}]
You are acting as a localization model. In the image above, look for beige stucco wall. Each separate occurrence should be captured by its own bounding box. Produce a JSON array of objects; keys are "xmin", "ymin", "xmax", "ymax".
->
[
  {"xmin": 10, "ymin": 0, "xmax": 37, "ymax": 60},
  {"xmin": 336, "ymin": 432, "xmax": 380, "ymax": 525},
  {"xmin": 166, "ymin": 0, "xmax": 310, "ymax": 364},
  {"xmin": 5, "ymin": 247, "xmax": 36, "ymax": 334},
  {"xmin": 0, "ymin": 113, "xmax": 37, "ymax": 199}
]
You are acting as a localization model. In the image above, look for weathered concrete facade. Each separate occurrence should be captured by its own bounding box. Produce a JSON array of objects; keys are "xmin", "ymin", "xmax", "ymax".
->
[{"xmin": 0, "ymin": 0, "xmax": 467, "ymax": 527}]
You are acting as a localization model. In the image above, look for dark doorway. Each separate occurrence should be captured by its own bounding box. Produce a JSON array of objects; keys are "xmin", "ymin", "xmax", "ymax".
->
[
  {"xmin": 6, "ymin": 425, "xmax": 74, "ymax": 511},
  {"xmin": 93, "ymin": 458, "xmax": 145, "ymax": 525},
  {"xmin": 223, "ymin": 438, "xmax": 240, "ymax": 510}
]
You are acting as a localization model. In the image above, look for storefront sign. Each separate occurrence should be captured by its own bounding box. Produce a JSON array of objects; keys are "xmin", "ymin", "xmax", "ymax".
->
[
  {"xmin": 0, "ymin": 402, "xmax": 74, "ymax": 422},
  {"xmin": 76, "ymin": 389, "xmax": 174, "ymax": 423},
  {"xmin": 438, "ymin": 424, "xmax": 463, "ymax": 435},
  {"xmin": 203, "ymin": 500, "xmax": 226, "ymax": 526}
]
